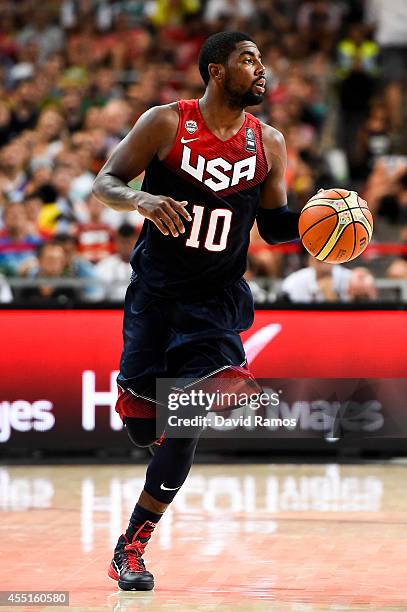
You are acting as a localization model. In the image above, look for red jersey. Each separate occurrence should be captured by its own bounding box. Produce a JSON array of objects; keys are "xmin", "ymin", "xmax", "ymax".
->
[{"xmin": 131, "ymin": 98, "xmax": 268, "ymax": 298}]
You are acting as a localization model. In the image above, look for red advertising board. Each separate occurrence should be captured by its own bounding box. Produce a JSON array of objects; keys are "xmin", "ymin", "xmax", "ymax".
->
[
  {"xmin": 242, "ymin": 310, "xmax": 407, "ymax": 378},
  {"xmin": 0, "ymin": 309, "xmax": 406, "ymax": 450}
]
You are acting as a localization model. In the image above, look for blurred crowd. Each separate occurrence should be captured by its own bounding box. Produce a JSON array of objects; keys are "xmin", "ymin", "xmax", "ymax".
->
[{"xmin": 0, "ymin": 0, "xmax": 407, "ymax": 304}]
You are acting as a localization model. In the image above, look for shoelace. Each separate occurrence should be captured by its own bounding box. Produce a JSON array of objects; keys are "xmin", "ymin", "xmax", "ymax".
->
[{"xmin": 123, "ymin": 540, "xmax": 147, "ymax": 573}]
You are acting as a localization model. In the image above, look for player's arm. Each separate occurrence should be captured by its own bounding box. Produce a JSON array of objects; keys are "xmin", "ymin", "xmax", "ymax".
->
[
  {"xmin": 256, "ymin": 125, "xmax": 300, "ymax": 244},
  {"xmin": 92, "ymin": 105, "xmax": 191, "ymax": 237}
]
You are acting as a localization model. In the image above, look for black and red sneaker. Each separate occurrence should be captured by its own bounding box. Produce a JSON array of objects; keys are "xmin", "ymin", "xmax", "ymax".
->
[{"xmin": 108, "ymin": 521, "xmax": 156, "ymax": 591}]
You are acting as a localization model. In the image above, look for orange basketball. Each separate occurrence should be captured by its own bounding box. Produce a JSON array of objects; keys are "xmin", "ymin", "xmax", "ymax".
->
[{"xmin": 299, "ymin": 188, "xmax": 373, "ymax": 263}]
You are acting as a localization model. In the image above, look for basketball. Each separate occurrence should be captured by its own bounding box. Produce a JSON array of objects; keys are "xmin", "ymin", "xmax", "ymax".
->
[{"xmin": 298, "ymin": 188, "xmax": 373, "ymax": 264}]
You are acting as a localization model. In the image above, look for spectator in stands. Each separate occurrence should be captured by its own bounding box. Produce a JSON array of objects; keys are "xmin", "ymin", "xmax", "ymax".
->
[
  {"xmin": 31, "ymin": 167, "xmax": 77, "ymax": 236},
  {"xmin": 54, "ymin": 233, "xmax": 100, "ymax": 301},
  {"xmin": 204, "ymin": 0, "xmax": 255, "ymax": 26},
  {"xmin": 88, "ymin": 68, "xmax": 124, "ymax": 108},
  {"xmin": 61, "ymin": 143, "xmax": 95, "ymax": 204},
  {"xmin": 76, "ymin": 194, "xmax": 114, "ymax": 264},
  {"xmin": 23, "ymin": 193, "xmax": 52, "ymax": 240},
  {"xmin": 16, "ymin": 6, "xmax": 64, "ymax": 65},
  {"xmin": 149, "ymin": 0, "xmax": 201, "ymax": 27},
  {"xmin": 347, "ymin": 267, "xmax": 378, "ymax": 301},
  {"xmin": 0, "ymin": 140, "xmax": 29, "ymax": 202},
  {"xmin": 0, "ymin": 102, "xmax": 13, "ymax": 148},
  {"xmin": 30, "ymin": 108, "xmax": 65, "ymax": 166},
  {"xmin": 0, "ymin": 0, "xmax": 405, "ymax": 305},
  {"xmin": 336, "ymin": 22, "xmax": 380, "ymax": 173},
  {"xmin": 244, "ymin": 256, "xmax": 269, "ymax": 303},
  {"xmin": 366, "ymin": 0, "xmax": 407, "ymax": 132},
  {"xmin": 386, "ymin": 259, "xmax": 407, "ymax": 280},
  {"xmin": 377, "ymin": 169, "xmax": 407, "ymax": 225},
  {"xmin": 20, "ymin": 241, "xmax": 78, "ymax": 304},
  {"xmin": 92, "ymin": 1, "xmax": 149, "ymax": 31},
  {"xmin": 98, "ymin": 11, "xmax": 153, "ymax": 72},
  {"xmin": 25, "ymin": 159, "xmax": 53, "ymax": 198},
  {"xmin": 354, "ymin": 104, "xmax": 392, "ymax": 180},
  {"xmin": 281, "ymin": 257, "xmax": 378, "ymax": 302},
  {"xmin": 101, "ymin": 100, "xmax": 132, "ymax": 156},
  {"xmin": 249, "ymin": 223, "xmax": 285, "ymax": 279},
  {"xmin": 0, "ymin": 274, "xmax": 13, "ymax": 303},
  {"xmin": 0, "ymin": 202, "xmax": 42, "ymax": 276},
  {"xmin": 66, "ymin": 13, "xmax": 108, "ymax": 69},
  {"xmin": 298, "ymin": 0, "xmax": 347, "ymax": 52},
  {"xmin": 59, "ymin": 88, "xmax": 85, "ymax": 134},
  {"xmin": 280, "ymin": 256, "xmax": 352, "ymax": 302},
  {"xmin": 362, "ymin": 158, "xmax": 406, "ymax": 220},
  {"xmin": 95, "ymin": 223, "xmax": 138, "ymax": 301},
  {"xmin": 8, "ymin": 79, "xmax": 40, "ymax": 138}
]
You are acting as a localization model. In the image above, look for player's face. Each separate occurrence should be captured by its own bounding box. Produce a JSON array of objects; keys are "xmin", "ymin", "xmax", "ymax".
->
[{"xmin": 224, "ymin": 42, "xmax": 266, "ymax": 109}]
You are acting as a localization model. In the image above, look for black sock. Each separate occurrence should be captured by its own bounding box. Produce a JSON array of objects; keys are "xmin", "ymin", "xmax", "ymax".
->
[{"xmin": 126, "ymin": 503, "xmax": 163, "ymax": 540}]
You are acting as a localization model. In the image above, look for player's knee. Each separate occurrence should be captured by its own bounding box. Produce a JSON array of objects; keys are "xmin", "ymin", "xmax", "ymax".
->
[
  {"xmin": 115, "ymin": 387, "xmax": 158, "ymax": 447},
  {"xmin": 124, "ymin": 416, "xmax": 157, "ymax": 448}
]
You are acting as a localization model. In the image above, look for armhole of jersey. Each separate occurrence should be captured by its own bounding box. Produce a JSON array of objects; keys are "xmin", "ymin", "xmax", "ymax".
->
[
  {"xmin": 161, "ymin": 102, "xmax": 182, "ymax": 165},
  {"xmin": 258, "ymin": 121, "xmax": 271, "ymax": 175}
]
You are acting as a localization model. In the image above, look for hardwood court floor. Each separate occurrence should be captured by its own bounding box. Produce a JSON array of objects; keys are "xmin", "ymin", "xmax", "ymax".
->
[{"xmin": 1, "ymin": 463, "xmax": 407, "ymax": 611}]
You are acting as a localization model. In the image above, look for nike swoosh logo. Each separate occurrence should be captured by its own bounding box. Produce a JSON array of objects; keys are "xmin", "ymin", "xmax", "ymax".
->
[
  {"xmin": 160, "ymin": 483, "xmax": 181, "ymax": 491},
  {"xmin": 181, "ymin": 137, "xmax": 199, "ymax": 144},
  {"xmin": 243, "ymin": 323, "xmax": 282, "ymax": 364}
]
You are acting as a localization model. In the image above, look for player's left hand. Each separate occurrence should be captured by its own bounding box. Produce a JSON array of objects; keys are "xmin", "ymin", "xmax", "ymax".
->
[{"xmin": 136, "ymin": 193, "xmax": 191, "ymax": 237}]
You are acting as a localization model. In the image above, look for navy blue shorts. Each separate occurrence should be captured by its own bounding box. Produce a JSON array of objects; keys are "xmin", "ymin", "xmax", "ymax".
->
[{"xmin": 117, "ymin": 277, "xmax": 254, "ymax": 400}]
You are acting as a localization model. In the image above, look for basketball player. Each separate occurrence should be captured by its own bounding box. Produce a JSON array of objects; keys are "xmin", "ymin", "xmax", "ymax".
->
[{"xmin": 93, "ymin": 32, "xmax": 300, "ymax": 591}]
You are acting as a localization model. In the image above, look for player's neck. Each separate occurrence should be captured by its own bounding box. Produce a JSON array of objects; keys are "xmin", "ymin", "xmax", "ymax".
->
[{"xmin": 198, "ymin": 91, "xmax": 245, "ymax": 139}]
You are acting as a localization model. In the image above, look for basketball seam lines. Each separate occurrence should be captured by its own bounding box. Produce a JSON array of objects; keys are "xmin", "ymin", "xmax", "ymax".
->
[
  {"xmin": 360, "ymin": 207, "xmax": 373, "ymax": 233},
  {"xmin": 345, "ymin": 192, "xmax": 373, "ymax": 254},
  {"xmin": 309, "ymin": 195, "xmax": 348, "ymax": 201},
  {"xmin": 308, "ymin": 197, "xmax": 344, "ymax": 201},
  {"xmin": 314, "ymin": 192, "xmax": 351, "ymax": 259},
  {"xmin": 300, "ymin": 205, "xmax": 366, "ymax": 242},
  {"xmin": 341, "ymin": 192, "xmax": 357, "ymax": 260},
  {"xmin": 319, "ymin": 221, "xmax": 349, "ymax": 261},
  {"xmin": 300, "ymin": 210, "xmax": 338, "ymax": 241},
  {"xmin": 347, "ymin": 192, "xmax": 373, "ymax": 237},
  {"xmin": 320, "ymin": 189, "xmax": 356, "ymax": 262},
  {"xmin": 302, "ymin": 190, "xmax": 372, "ymax": 261},
  {"xmin": 354, "ymin": 220, "xmax": 371, "ymax": 239}
]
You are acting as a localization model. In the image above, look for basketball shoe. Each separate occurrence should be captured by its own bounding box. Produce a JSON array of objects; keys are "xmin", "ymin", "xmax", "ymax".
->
[{"xmin": 108, "ymin": 521, "xmax": 156, "ymax": 590}]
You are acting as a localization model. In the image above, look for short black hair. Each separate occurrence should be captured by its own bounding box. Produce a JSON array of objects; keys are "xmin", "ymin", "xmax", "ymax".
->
[
  {"xmin": 398, "ymin": 170, "xmax": 407, "ymax": 190},
  {"xmin": 198, "ymin": 31, "xmax": 256, "ymax": 85},
  {"xmin": 36, "ymin": 240, "xmax": 62, "ymax": 259},
  {"xmin": 117, "ymin": 223, "xmax": 136, "ymax": 238},
  {"xmin": 54, "ymin": 233, "xmax": 77, "ymax": 246}
]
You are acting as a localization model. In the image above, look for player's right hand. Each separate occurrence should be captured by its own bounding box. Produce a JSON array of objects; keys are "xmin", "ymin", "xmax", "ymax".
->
[{"xmin": 136, "ymin": 194, "xmax": 191, "ymax": 237}]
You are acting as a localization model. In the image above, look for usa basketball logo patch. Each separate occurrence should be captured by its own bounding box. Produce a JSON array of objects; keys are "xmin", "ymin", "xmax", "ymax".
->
[
  {"xmin": 245, "ymin": 128, "xmax": 256, "ymax": 152},
  {"xmin": 185, "ymin": 120, "xmax": 198, "ymax": 134}
]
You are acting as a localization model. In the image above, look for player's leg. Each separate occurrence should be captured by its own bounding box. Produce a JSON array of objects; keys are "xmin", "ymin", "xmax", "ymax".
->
[
  {"xmin": 111, "ymin": 414, "xmax": 203, "ymax": 591},
  {"xmin": 116, "ymin": 278, "xmax": 167, "ymax": 448},
  {"xmin": 127, "ymin": 279, "xmax": 255, "ymax": 526},
  {"xmin": 109, "ymin": 279, "xmax": 167, "ymax": 591},
  {"xmin": 111, "ymin": 279, "xmax": 256, "ymax": 591},
  {"xmin": 111, "ymin": 337, "xmax": 248, "ymax": 591},
  {"xmin": 141, "ymin": 278, "xmax": 257, "ymax": 503}
]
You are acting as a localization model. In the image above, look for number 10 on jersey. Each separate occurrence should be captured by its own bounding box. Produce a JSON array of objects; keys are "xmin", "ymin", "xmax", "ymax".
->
[{"xmin": 185, "ymin": 205, "xmax": 232, "ymax": 252}]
